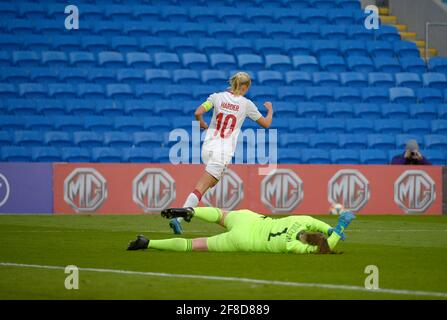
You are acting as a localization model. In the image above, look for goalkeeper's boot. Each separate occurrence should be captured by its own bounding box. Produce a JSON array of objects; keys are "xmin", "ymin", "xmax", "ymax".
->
[
  {"xmin": 333, "ymin": 211, "xmax": 356, "ymax": 237},
  {"xmin": 127, "ymin": 235, "xmax": 149, "ymax": 251},
  {"xmin": 162, "ymin": 207, "xmax": 194, "ymax": 222},
  {"xmin": 328, "ymin": 228, "xmax": 346, "ymax": 241}
]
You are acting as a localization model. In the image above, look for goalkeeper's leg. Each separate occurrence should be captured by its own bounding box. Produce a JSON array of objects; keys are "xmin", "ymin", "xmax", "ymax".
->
[{"xmin": 162, "ymin": 207, "xmax": 227, "ymax": 226}]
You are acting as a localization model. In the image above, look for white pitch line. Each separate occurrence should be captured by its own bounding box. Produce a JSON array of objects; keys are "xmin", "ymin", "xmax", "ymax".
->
[{"xmin": 1, "ymin": 262, "xmax": 446, "ymax": 299}]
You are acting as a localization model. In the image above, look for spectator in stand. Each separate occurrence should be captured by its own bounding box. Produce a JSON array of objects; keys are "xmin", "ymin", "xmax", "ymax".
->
[{"xmin": 391, "ymin": 140, "xmax": 431, "ymax": 165}]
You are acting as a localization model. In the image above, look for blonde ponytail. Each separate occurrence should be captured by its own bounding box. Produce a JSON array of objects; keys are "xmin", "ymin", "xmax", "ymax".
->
[{"xmin": 229, "ymin": 72, "xmax": 251, "ymax": 95}]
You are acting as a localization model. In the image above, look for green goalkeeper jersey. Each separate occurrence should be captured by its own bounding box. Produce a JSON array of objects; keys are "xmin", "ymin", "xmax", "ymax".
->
[{"xmin": 244, "ymin": 214, "xmax": 332, "ymax": 254}]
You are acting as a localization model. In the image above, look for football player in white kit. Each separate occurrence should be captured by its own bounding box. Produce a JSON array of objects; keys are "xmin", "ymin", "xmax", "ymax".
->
[{"xmin": 170, "ymin": 72, "xmax": 274, "ymax": 234}]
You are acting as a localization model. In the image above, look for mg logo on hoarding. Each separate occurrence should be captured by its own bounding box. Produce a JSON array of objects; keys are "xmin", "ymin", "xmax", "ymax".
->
[
  {"xmin": 328, "ymin": 169, "xmax": 370, "ymax": 211},
  {"xmin": 261, "ymin": 169, "xmax": 303, "ymax": 213},
  {"xmin": 0, "ymin": 173, "xmax": 10, "ymax": 208},
  {"xmin": 394, "ymin": 170, "xmax": 436, "ymax": 214},
  {"xmin": 202, "ymin": 169, "xmax": 243, "ymax": 211},
  {"xmin": 64, "ymin": 168, "xmax": 107, "ymax": 213},
  {"xmin": 133, "ymin": 168, "xmax": 176, "ymax": 213}
]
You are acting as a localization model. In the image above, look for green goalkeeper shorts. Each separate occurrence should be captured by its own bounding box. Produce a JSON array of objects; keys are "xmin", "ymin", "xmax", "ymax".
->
[{"xmin": 206, "ymin": 210, "xmax": 263, "ymax": 252}]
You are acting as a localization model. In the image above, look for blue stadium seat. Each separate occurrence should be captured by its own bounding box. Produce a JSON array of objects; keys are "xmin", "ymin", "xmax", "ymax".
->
[
  {"xmin": 153, "ymin": 52, "xmax": 181, "ymax": 70},
  {"xmin": 424, "ymin": 135, "xmax": 447, "ymax": 150},
  {"xmin": 361, "ymin": 88, "xmax": 389, "ymax": 103},
  {"xmin": 93, "ymin": 21, "xmax": 123, "ymax": 37},
  {"xmin": 334, "ymin": 87, "xmax": 362, "ymax": 103},
  {"xmin": 256, "ymin": 71, "xmax": 284, "ymax": 86},
  {"xmin": 182, "ymin": 53, "xmax": 209, "ymax": 70},
  {"xmin": 338, "ymin": 134, "xmax": 367, "ymax": 149},
  {"xmin": 40, "ymin": 51, "xmax": 68, "ymax": 68},
  {"xmin": 1, "ymin": 146, "xmax": 32, "ymax": 162},
  {"xmin": 285, "ymin": 71, "xmax": 312, "ymax": 86},
  {"xmin": 346, "ymin": 119, "xmax": 375, "ymax": 134},
  {"xmin": 347, "ymin": 25, "xmax": 375, "ymax": 41},
  {"xmin": 189, "ymin": 6, "xmax": 216, "ymax": 21},
  {"xmin": 19, "ymin": 83, "xmax": 47, "ymax": 99},
  {"xmin": 105, "ymin": 4, "xmax": 133, "ymax": 21},
  {"xmin": 419, "ymin": 149, "xmax": 446, "ymax": 165},
  {"xmin": 409, "ymin": 104, "xmax": 439, "ymax": 120},
  {"xmin": 65, "ymin": 99, "xmax": 96, "ymax": 116},
  {"xmin": 14, "ymin": 131, "xmax": 43, "ymax": 147},
  {"xmin": 266, "ymin": 25, "xmax": 295, "ymax": 39},
  {"xmin": 237, "ymin": 54, "xmax": 264, "ymax": 71},
  {"xmin": 375, "ymin": 25, "xmax": 400, "ymax": 41},
  {"xmin": 1, "ymin": 67, "xmax": 29, "ymax": 83},
  {"xmin": 339, "ymin": 41, "xmax": 368, "ymax": 57},
  {"xmin": 44, "ymin": 131, "xmax": 73, "ymax": 147},
  {"xmin": 292, "ymin": 55, "xmax": 319, "ymax": 72},
  {"xmin": 28, "ymin": 68, "xmax": 58, "ymax": 83},
  {"xmin": 236, "ymin": 23, "xmax": 265, "ymax": 39},
  {"xmin": 312, "ymin": 72, "xmax": 339, "ymax": 87},
  {"xmin": 116, "ymin": 69, "xmax": 145, "ymax": 85},
  {"xmin": 309, "ymin": 134, "xmax": 339, "ymax": 149},
  {"xmin": 21, "ymin": 35, "xmax": 52, "ymax": 51},
  {"xmin": 366, "ymin": 41, "xmax": 394, "ymax": 57},
  {"xmin": 277, "ymin": 148, "xmax": 301, "ymax": 163},
  {"xmin": 122, "ymin": 147, "xmax": 154, "ymax": 162},
  {"xmin": 337, "ymin": 0, "xmax": 361, "ymax": 9},
  {"xmin": 69, "ymin": 52, "xmax": 96, "ymax": 67},
  {"xmin": 402, "ymin": 119, "xmax": 431, "ymax": 134},
  {"xmin": 360, "ymin": 149, "xmax": 388, "ymax": 164},
  {"xmin": 144, "ymin": 69, "xmax": 171, "ymax": 85},
  {"xmin": 58, "ymin": 68, "xmax": 89, "ymax": 83},
  {"xmin": 133, "ymin": 132, "xmax": 164, "ymax": 148},
  {"xmin": 265, "ymin": 54, "xmax": 292, "ymax": 71},
  {"xmin": 312, "ymin": 40, "xmax": 341, "ymax": 57},
  {"xmin": 90, "ymin": 69, "xmax": 118, "ymax": 84},
  {"xmin": 31, "ymin": 147, "xmax": 61, "ymax": 162},
  {"xmin": 422, "ymin": 73, "xmax": 447, "ymax": 89},
  {"xmin": 77, "ymin": 84, "xmax": 106, "ymax": 100},
  {"xmin": 208, "ymin": 23, "xmax": 237, "ymax": 39},
  {"xmin": 80, "ymin": 36, "xmax": 109, "ymax": 53},
  {"xmin": 428, "ymin": 57, "xmax": 447, "ymax": 74},
  {"xmin": 95, "ymin": 99, "xmax": 124, "ymax": 117},
  {"xmin": 320, "ymin": 56, "xmax": 347, "ymax": 72},
  {"xmin": 375, "ymin": 119, "xmax": 403, "ymax": 134},
  {"xmin": 161, "ymin": 6, "xmax": 189, "ymax": 22},
  {"xmin": 9, "ymin": 20, "xmax": 35, "ymax": 35},
  {"xmin": 217, "ymin": 7, "xmax": 246, "ymax": 23},
  {"xmin": 135, "ymin": 84, "xmax": 164, "ymax": 100},
  {"xmin": 98, "ymin": 51, "xmax": 126, "ymax": 68},
  {"xmin": 110, "ymin": 36, "xmax": 139, "ymax": 53},
  {"xmin": 400, "ymin": 57, "xmax": 426, "ymax": 74},
  {"xmin": 12, "ymin": 51, "xmax": 40, "ymax": 67},
  {"xmin": 132, "ymin": 5, "xmax": 161, "ymax": 21},
  {"xmin": 35, "ymin": 100, "xmax": 65, "ymax": 116},
  {"xmin": 226, "ymin": 38, "xmax": 255, "ymax": 55},
  {"xmin": 75, "ymin": 4, "xmax": 104, "ymax": 20},
  {"xmin": 279, "ymin": 133, "xmax": 309, "ymax": 149},
  {"xmin": 395, "ymin": 72, "xmax": 422, "ymax": 88},
  {"xmin": 106, "ymin": 84, "xmax": 134, "ymax": 100},
  {"xmin": 166, "ymin": 85, "xmax": 194, "ymax": 100},
  {"xmin": 326, "ymin": 102, "xmax": 354, "ymax": 118},
  {"xmin": 288, "ymin": 118, "xmax": 317, "ymax": 133},
  {"xmin": 167, "ymin": 37, "xmax": 198, "ymax": 55},
  {"xmin": 254, "ymin": 39, "xmax": 284, "ymax": 55},
  {"xmin": 296, "ymin": 102, "xmax": 325, "ymax": 118},
  {"xmin": 197, "ymin": 38, "xmax": 226, "ymax": 55},
  {"xmin": 0, "ymin": 84, "xmax": 18, "ymax": 99},
  {"xmin": 0, "ymin": 35, "xmax": 21, "ymax": 51},
  {"xmin": 330, "ymin": 149, "xmax": 360, "ymax": 164},
  {"xmin": 431, "ymin": 120, "xmax": 447, "ymax": 134},
  {"xmin": 201, "ymin": 70, "xmax": 228, "ymax": 85},
  {"xmin": 270, "ymin": 102, "xmax": 295, "ymax": 118},
  {"xmin": 393, "ymin": 41, "xmax": 420, "ymax": 58},
  {"xmin": 367, "ymin": 134, "xmax": 396, "ymax": 150},
  {"xmin": 247, "ymin": 8, "xmax": 276, "ymax": 23},
  {"xmin": 396, "ymin": 134, "xmax": 425, "ymax": 149},
  {"xmin": 52, "ymin": 116, "xmax": 84, "ymax": 132},
  {"xmin": 143, "ymin": 116, "xmax": 172, "ymax": 133},
  {"xmin": 305, "ymin": 87, "xmax": 333, "ymax": 102},
  {"xmin": 92, "ymin": 147, "xmax": 122, "ymax": 163},
  {"xmin": 347, "ymin": 56, "xmax": 374, "ymax": 73},
  {"xmin": 354, "ymin": 103, "xmax": 381, "ymax": 119},
  {"xmin": 320, "ymin": 25, "xmax": 348, "ymax": 40},
  {"xmin": 317, "ymin": 119, "xmax": 346, "ymax": 133},
  {"xmin": 0, "ymin": 131, "xmax": 12, "ymax": 146},
  {"xmin": 139, "ymin": 37, "xmax": 168, "ymax": 53},
  {"xmin": 301, "ymin": 148, "xmax": 330, "ymax": 164},
  {"xmin": 209, "ymin": 53, "xmax": 237, "ymax": 70},
  {"xmin": 248, "ymin": 86, "xmax": 277, "ymax": 101},
  {"xmin": 381, "ymin": 103, "xmax": 409, "ymax": 119},
  {"xmin": 374, "ymin": 57, "xmax": 402, "ymax": 73},
  {"xmin": 339, "ymin": 72, "xmax": 368, "ymax": 87},
  {"xmin": 416, "ymin": 88, "xmax": 444, "ymax": 104},
  {"xmin": 114, "ymin": 116, "xmax": 144, "ymax": 132},
  {"xmin": 368, "ymin": 72, "xmax": 395, "ymax": 88},
  {"xmin": 124, "ymin": 100, "xmax": 153, "ymax": 117},
  {"xmin": 73, "ymin": 131, "xmax": 103, "ymax": 148},
  {"xmin": 172, "ymin": 69, "xmax": 201, "ymax": 85},
  {"xmin": 61, "ymin": 147, "xmax": 91, "ymax": 162},
  {"xmin": 284, "ymin": 40, "xmax": 311, "ymax": 56},
  {"xmin": 329, "ymin": 10, "xmax": 356, "ymax": 25},
  {"xmin": 152, "ymin": 147, "xmax": 171, "ymax": 162},
  {"xmin": 301, "ymin": 8, "xmax": 330, "ymax": 24},
  {"xmin": 48, "ymin": 84, "xmax": 77, "ymax": 99},
  {"xmin": 7, "ymin": 99, "xmax": 36, "ymax": 116},
  {"xmin": 389, "ymin": 87, "xmax": 416, "ymax": 103},
  {"xmin": 83, "ymin": 116, "xmax": 113, "ymax": 132}
]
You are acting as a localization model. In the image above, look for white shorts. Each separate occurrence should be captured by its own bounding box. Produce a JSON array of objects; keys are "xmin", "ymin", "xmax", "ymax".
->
[{"xmin": 201, "ymin": 147, "xmax": 232, "ymax": 181}]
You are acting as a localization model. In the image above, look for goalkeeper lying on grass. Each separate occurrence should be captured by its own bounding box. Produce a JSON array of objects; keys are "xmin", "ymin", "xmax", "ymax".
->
[{"xmin": 127, "ymin": 207, "xmax": 355, "ymax": 254}]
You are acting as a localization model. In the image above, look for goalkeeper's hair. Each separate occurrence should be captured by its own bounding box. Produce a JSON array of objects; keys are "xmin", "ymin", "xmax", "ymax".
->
[
  {"xmin": 229, "ymin": 72, "xmax": 251, "ymax": 95},
  {"xmin": 300, "ymin": 232, "xmax": 332, "ymax": 254}
]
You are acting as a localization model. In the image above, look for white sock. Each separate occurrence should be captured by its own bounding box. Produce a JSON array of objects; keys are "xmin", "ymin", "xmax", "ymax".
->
[{"xmin": 176, "ymin": 192, "xmax": 200, "ymax": 222}]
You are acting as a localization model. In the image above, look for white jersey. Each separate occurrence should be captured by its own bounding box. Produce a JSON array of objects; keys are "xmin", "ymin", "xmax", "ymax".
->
[{"xmin": 202, "ymin": 91, "xmax": 262, "ymax": 157}]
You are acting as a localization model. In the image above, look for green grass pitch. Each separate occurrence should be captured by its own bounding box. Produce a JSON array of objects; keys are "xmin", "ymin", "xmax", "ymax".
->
[{"xmin": 0, "ymin": 214, "xmax": 446, "ymax": 300}]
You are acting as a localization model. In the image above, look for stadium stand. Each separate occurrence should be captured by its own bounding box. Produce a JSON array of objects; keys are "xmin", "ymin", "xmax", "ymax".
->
[{"xmin": 0, "ymin": 0, "xmax": 446, "ymax": 164}]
